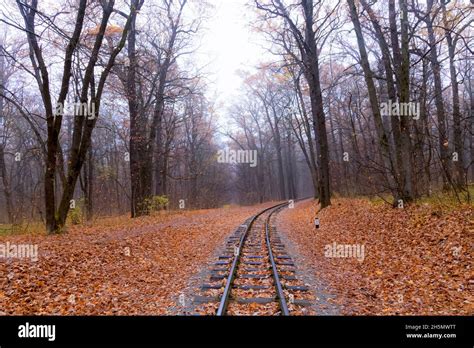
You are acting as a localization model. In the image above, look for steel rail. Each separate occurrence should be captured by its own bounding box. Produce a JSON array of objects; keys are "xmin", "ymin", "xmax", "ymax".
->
[
  {"xmin": 264, "ymin": 197, "xmax": 310, "ymax": 315},
  {"xmin": 265, "ymin": 205, "xmax": 290, "ymax": 316},
  {"xmin": 216, "ymin": 202, "xmax": 287, "ymax": 316}
]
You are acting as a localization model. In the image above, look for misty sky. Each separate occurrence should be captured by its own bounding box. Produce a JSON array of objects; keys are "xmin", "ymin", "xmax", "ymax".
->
[{"xmin": 197, "ymin": 0, "xmax": 268, "ymax": 115}]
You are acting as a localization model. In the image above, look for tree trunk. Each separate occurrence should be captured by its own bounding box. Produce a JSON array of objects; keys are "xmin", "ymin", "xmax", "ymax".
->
[
  {"xmin": 302, "ymin": 0, "xmax": 331, "ymax": 208},
  {"xmin": 128, "ymin": 1, "xmax": 151, "ymax": 217},
  {"xmin": 426, "ymin": 0, "xmax": 451, "ymax": 189},
  {"xmin": 347, "ymin": 0, "xmax": 398, "ymax": 202},
  {"xmin": 285, "ymin": 130, "xmax": 296, "ymax": 199},
  {"xmin": 0, "ymin": 49, "xmax": 14, "ymax": 223},
  {"xmin": 441, "ymin": 2, "xmax": 465, "ymax": 189},
  {"xmin": 398, "ymin": 0, "xmax": 414, "ymax": 202},
  {"xmin": 0, "ymin": 145, "xmax": 13, "ymax": 223}
]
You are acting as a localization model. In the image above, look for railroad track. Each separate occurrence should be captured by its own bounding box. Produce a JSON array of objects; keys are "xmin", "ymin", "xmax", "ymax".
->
[{"xmin": 193, "ymin": 202, "xmax": 315, "ymax": 316}]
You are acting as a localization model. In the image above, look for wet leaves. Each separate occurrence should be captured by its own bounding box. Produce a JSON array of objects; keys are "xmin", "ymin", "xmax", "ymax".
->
[
  {"xmin": 0, "ymin": 206, "xmax": 269, "ymax": 315},
  {"xmin": 278, "ymin": 199, "xmax": 473, "ymax": 315}
]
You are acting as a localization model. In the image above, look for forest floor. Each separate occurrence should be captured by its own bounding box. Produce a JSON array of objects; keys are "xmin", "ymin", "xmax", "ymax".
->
[
  {"xmin": 0, "ymin": 203, "xmax": 276, "ymax": 314},
  {"xmin": 0, "ymin": 198, "xmax": 471, "ymax": 315},
  {"xmin": 278, "ymin": 198, "xmax": 473, "ymax": 315}
]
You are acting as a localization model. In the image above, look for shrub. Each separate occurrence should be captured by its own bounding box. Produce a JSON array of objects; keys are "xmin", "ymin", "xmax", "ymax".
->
[
  {"xmin": 143, "ymin": 195, "xmax": 169, "ymax": 213},
  {"xmin": 68, "ymin": 206, "xmax": 82, "ymax": 225}
]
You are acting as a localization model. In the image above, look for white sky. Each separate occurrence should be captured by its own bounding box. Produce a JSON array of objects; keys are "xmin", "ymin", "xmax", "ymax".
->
[{"xmin": 196, "ymin": 0, "xmax": 268, "ymax": 118}]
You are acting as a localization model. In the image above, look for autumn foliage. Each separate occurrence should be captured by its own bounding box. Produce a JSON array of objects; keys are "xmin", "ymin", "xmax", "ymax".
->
[
  {"xmin": 0, "ymin": 205, "xmax": 271, "ymax": 315},
  {"xmin": 278, "ymin": 199, "xmax": 473, "ymax": 315}
]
